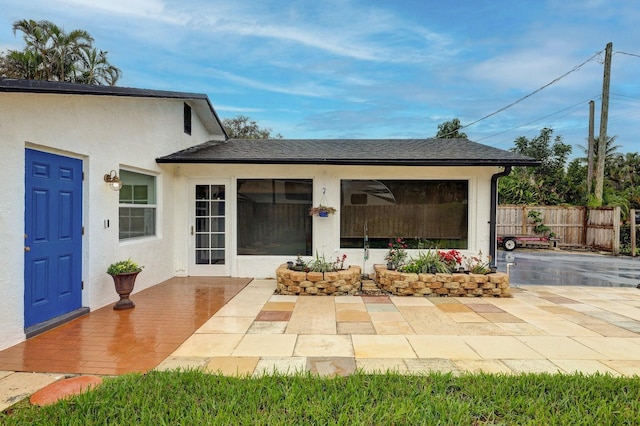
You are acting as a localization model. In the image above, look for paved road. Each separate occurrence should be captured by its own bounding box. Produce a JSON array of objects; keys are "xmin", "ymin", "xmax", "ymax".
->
[{"xmin": 496, "ymin": 249, "xmax": 640, "ymax": 288}]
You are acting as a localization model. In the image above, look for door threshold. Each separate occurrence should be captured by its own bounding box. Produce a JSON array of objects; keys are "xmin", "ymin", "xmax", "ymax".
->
[{"xmin": 25, "ymin": 307, "xmax": 90, "ymax": 338}]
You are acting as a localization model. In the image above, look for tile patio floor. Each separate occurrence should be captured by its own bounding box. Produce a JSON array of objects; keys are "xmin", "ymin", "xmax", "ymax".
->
[
  {"xmin": 2, "ymin": 277, "xmax": 640, "ymax": 410},
  {"xmin": 157, "ymin": 279, "xmax": 640, "ymax": 377}
]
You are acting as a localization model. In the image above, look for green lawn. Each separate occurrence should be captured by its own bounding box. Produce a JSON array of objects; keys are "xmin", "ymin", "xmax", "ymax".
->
[{"xmin": 2, "ymin": 370, "xmax": 639, "ymax": 425}]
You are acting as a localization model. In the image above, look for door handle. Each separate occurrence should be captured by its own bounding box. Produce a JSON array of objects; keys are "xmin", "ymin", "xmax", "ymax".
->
[
  {"xmin": 191, "ymin": 226, "xmax": 194, "ymax": 236},
  {"xmin": 25, "ymin": 246, "xmax": 31, "ymax": 252}
]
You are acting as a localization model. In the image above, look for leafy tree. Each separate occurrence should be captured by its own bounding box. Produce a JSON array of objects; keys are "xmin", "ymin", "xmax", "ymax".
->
[
  {"xmin": 435, "ymin": 118, "xmax": 467, "ymax": 139},
  {"xmin": 222, "ymin": 115, "xmax": 283, "ymax": 139},
  {"xmin": 499, "ymin": 128, "xmax": 572, "ymax": 205},
  {"xmin": 0, "ymin": 19, "xmax": 121, "ymax": 86}
]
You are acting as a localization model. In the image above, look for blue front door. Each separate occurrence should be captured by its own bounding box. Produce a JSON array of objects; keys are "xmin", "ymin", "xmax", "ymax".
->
[{"xmin": 24, "ymin": 149, "xmax": 83, "ymax": 328}]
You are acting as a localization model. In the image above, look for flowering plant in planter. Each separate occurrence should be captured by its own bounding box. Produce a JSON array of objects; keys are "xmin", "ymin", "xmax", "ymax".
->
[
  {"xmin": 309, "ymin": 205, "xmax": 336, "ymax": 217},
  {"xmin": 385, "ymin": 237, "xmax": 408, "ymax": 270},
  {"xmin": 333, "ymin": 254, "xmax": 347, "ymax": 270},
  {"xmin": 438, "ymin": 249, "xmax": 463, "ymax": 272},
  {"xmin": 463, "ymin": 251, "xmax": 492, "ymax": 274}
]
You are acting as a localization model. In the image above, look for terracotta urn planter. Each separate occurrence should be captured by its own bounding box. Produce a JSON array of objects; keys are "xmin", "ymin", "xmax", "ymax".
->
[
  {"xmin": 110, "ymin": 271, "xmax": 140, "ymax": 310},
  {"xmin": 107, "ymin": 259, "xmax": 143, "ymax": 310}
]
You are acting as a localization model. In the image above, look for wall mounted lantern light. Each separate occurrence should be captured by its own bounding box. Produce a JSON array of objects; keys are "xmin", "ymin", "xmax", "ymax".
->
[{"xmin": 104, "ymin": 170, "xmax": 123, "ymax": 191}]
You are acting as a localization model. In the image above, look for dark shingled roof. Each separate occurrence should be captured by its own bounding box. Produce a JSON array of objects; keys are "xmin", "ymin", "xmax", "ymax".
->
[{"xmin": 156, "ymin": 138, "xmax": 540, "ymax": 166}]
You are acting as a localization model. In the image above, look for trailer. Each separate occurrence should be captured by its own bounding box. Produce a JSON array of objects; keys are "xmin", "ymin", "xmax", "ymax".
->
[{"xmin": 498, "ymin": 235, "xmax": 559, "ymax": 251}]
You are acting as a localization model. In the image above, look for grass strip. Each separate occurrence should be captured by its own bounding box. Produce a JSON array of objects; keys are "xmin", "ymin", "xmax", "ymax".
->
[{"xmin": 1, "ymin": 369, "xmax": 639, "ymax": 425}]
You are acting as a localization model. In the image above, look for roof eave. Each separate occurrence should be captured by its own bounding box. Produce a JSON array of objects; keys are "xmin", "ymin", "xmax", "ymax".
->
[{"xmin": 156, "ymin": 157, "xmax": 541, "ymax": 167}]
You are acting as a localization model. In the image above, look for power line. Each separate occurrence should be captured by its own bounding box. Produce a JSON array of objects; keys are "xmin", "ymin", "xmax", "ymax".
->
[
  {"xmin": 477, "ymin": 97, "xmax": 597, "ymax": 142},
  {"xmin": 615, "ymin": 51, "xmax": 640, "ymax": 59},
  {"xmin": 437, "ymin": 50, "xmax": 604, "ymax": 138},
  {"xmin": 460, "ymin": 50, "xmax": 603, "ymax": 131}
]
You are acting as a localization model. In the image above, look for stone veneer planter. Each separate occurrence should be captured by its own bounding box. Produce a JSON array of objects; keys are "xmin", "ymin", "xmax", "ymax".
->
[
  {"xmin": 276, "ymin": 264, "xmax": 362, "ymax": 295},
  {"xmin": 374, "ymin": 264, "xmax": 512, "ymax": 297}
]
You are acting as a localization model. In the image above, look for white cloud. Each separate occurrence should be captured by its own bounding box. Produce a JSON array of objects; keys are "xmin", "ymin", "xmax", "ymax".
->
[
  {"xmin": 208, "ymin": 68, "xmax": 337, "ymax": 99},
  {"xmin": 58, "ymin": 0, "xmax": 189, "ymax": 24}
]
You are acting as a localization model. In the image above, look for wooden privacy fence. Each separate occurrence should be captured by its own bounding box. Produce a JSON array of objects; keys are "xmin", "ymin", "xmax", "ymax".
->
[{"xmin": 497, "ymin": 205, "xmax": 620, "ymax": 254}]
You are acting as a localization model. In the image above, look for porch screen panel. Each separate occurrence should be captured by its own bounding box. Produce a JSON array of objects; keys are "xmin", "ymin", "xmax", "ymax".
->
[
  {"xmin": 340, "ymin": 180, "xmax": 468, "ymax": 249},
  {"xmin": 237, "ymin": 179, "xmax": 312, "ymax": 255}
]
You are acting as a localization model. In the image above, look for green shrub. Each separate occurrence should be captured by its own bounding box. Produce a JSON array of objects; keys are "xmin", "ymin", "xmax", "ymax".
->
[{"xmin": 107, "ymin": 259, "xmax": 143, "ymax": 275}]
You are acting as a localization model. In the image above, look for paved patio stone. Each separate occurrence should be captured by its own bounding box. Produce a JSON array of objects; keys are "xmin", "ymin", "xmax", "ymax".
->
[
  {"xmin": 454, "ymin": 359, "xmax": 513, "ymax": 374},
  {"xmin": 551, "ymin": 359, "xmax": 621, "ymax": 376},
  {"xmin": 253, "ymin": 357, "xmax": 307, "ymax": 376},
  {"xmin": 361, "ymin": 296, "xmax": 393, "ymax": 304},
  {"xmin": 355, "ymin": 358, "xmax": 408, "ymax": 374},
  {"xmin": 478, "ymin": 312, "xmax": 525, "ymax": 323},
  {"xmin": 336, "ymin": 310, "xmax": 371, "ymax": 322},
  {"xmin": 262, "ymin": 302, "xmax": 296, "ymax": 311},
  {"xmin": 407, "ymin": 335, "xmax": 480, "ymax": 360},
  {"xmin": 436, "ymin": 304, "xmax": 472, "ymax": 313},
  {"xmin": 366, "ymin": 304, "xmax": 399, "ymax": 312},
  {"xmin": 337, "ymin": 322, "xmax": 376, "ymax": 335},
  {"xmin": 352, "ymin": 335, "xmax": 416, "ymax": 358},
  {"xmin": 572, "ymin": 336, "xmax": 640, "ymax": 360},
  {"xmin": 256, "ymin": 310, "xmax": 293, "ymax": 321},
  {"xmin": 247, "ymin": 321, "xmax": 288, "ymax": 334},
  {"xmin": 294, "ymin": 335, "xmax": 354, "ymax": 357},
  {"xmin": 155, "ymin": 356, "xmax": 209, "ymax": 371},
  {"xmin": 369, "ymin": 311, "xmax": 405, "ymax": 322},
  {"xmin": 449, "ymin": 312, "xmax": 489, "ymax": 323},
  {"xmin": 462, "ymin": 336, "xmax": 544, "ymax": 359},
  {"xmin": 501, "ymin": 359, "xmax": 562, "ymax": 374},
  {"xmin": 172, "ymin": 334, "xmax": 244, "ymax": 357},
  {"xmin": 391, "ymin": 297, "xmax": 434, "ymax": 307},
  {"xmin": 599, "ymin": 360, "xmax": 640, "ymax": 376},
  {"xmin": 466, "ymin": 304, "xmax": 506, "ymax": 313},
  {"xmin": 373, "ymin": 321, "xmax": 415, "ymax": 335},
  {"xmin": 197, "ymin": 316, "xmax": 255, "ymax": 334},
  {"xmin": 525, "ymin": 320, "xmax": 601, "ymax": 336},
  {"xmin": 205, "ymin": 357, "xmax": 260, "ymax": 376},
  {"xmin": 517, "ymin": 336, "xmax": 605, "ymax": 359},
  {"xmin": 458, "ymin": 323, "xmax": 508, "ymax": 336},
  {"xmin": 404, "ymin": 358, "xmax": 459, "ymax": 374},
  {"xmin": 232, "ymin": 334, "xmax": 297, "ymax": 357},
  {"xmin": 335, "ymin": 303, "xmax": 367, "ymax": 312},
  {"xmin": 307, "ymin": 357, "xmax": 356, "ymax": 376}
]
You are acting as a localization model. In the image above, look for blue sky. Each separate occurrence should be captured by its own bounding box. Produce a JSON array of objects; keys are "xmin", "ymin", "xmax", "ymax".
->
[{"xmin": 1, "ymin": 0, "xmax": 639, "ymax": 155}]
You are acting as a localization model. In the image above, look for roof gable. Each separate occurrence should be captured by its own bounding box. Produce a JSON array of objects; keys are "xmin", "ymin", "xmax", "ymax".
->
[{"xmin": 0, "ymin": 78, "xmax": 227, "ymax": 137}]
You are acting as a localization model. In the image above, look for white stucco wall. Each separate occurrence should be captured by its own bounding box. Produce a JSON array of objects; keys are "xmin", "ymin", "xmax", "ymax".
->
[
  {"xmin": 0, "ymin": 91, "xmax": 221, "ymax": 350},
  {"xmin": 0, "ymin": 88, "xmax": 502, "ymax": 351},
  {"xmin": 166, "ymin": 163, "xmax": 498, "ymax": 280}
]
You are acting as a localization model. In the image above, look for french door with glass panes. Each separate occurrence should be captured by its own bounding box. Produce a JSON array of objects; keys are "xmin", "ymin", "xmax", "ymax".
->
[{"xmin": 189, "ymin": 180, "xmax": 230, "ymax": 276}]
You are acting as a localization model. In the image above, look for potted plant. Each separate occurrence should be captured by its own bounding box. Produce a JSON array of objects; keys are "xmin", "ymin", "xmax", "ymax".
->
[
  {"xmin": 107, "ymin": 259, "xmax": 143, "ymax": 310},
  {"xmin": 309, "ymin": 205, "xmax": 336, "ymax": 217}
]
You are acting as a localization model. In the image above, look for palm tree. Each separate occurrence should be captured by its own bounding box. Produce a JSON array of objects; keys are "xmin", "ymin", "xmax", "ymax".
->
[
  {"xmin": 4, "ymin": 19, "xmax": 120, "ymax": 85},
  {"xmin": 79, "ymin": 48, "xmax": 121, "ymax": 85}
]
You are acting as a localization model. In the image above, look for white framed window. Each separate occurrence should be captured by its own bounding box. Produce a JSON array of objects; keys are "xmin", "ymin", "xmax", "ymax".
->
[{"xmin": 119, "ymin": 170, "xmax": 157, "ymax": 240}]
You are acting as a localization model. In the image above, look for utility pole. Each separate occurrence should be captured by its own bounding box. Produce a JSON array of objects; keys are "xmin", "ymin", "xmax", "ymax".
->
[
  {"xmin": 587, "ymin": 100, "xmax": 595, "ymax": 194},
  {"xmin": 594, "ymin": 42, "xmax": 612, "ymax": 206}
]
